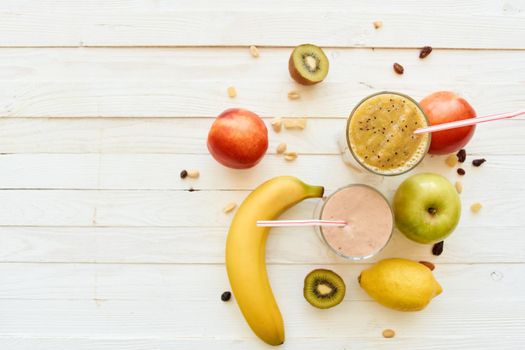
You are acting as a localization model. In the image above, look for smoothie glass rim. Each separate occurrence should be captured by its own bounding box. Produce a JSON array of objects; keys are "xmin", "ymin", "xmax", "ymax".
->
[
  {"xmin": 315, "ymin": 183, "xmax": 394, "ymax": 261},
  {"xmin": 345, "ymin": 91, "xmax": 431, "ymax": 176}
]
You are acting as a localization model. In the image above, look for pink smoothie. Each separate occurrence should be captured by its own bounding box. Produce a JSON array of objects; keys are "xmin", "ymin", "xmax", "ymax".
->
[{"xmin": 320, "ymin": 185, "xmax": 393, "ymax": 259}]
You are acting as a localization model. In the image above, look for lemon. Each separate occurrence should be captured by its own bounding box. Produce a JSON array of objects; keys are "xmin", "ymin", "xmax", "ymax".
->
[{"xmin": 359, "ymin": 258, "xmax": 443, "ymax": 311}]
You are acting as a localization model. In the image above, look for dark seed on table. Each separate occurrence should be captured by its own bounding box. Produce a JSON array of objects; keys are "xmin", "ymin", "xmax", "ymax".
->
[
  {"xmin": 221, "ymin": 291, "xmax": 232, "ymax": 302},
  {"xmin": 180, "ymin": 170, "xmax": 188, "ymax": 179},
  {"xmin": 472, "ymin": 158, "xmax": 486, "ymax": 167},
  {"xmin": 456, "ymin": 149, "xmax": 466, "ymax": 163},
  {"xmin": 393, "ymin": 63, "xmax": 404, "ymax": 75},
  {"xmin": 457, "ymin": 168, "xmax": 466, "ymax": 176},
  {"xmin": 419, "ymin": 46, "xmax": 433, "ymax": 59},
  {"xmin": 432, "ymin": 241, "xmax": 444, "ymax": 256}
]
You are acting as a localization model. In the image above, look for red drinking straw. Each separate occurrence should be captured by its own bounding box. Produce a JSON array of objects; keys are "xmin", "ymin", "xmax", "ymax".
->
[
  {"xmin": 256, "ymin": 219, "xmax": 347, "ymax": 228},
  {"xmin": 413, "ymin": 109, "xmax": 525, "ymax": 135}
]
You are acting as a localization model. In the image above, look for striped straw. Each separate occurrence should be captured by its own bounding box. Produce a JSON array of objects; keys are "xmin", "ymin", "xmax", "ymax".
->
[
  {"xmin": 256, "ymin": 219, "xmax": 347, "ymax": 228},
  {"xmin": 413, "ymin": 109, "xmax": 525, "ymax": 135}
]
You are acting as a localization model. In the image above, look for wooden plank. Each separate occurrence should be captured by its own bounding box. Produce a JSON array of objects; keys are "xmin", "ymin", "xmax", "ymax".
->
[
  {"xmin": 0, "ymin": 336, "xmax": 520, "ymax": 350},
  {"xmin": 2, "ymin": 48, "xmax": 524, "ymax": 84},
  {"xmin": 1, "ymin": 225, "xmax": 523, "ymax": 264},
  {"xmin": 1, "ymin": 81, "xmax": 524, "ymax": 118},
  {"xmin": 0, "ymin": 153, "xmax": 520, "ymax": 190},
  {"xmin": 0, "ymin": 263, "xmax": 522, "ymax": 301},
  {"xmin": 0, "ymin": 118, "xmax": 523, "ymax": 155},
  {"xmin": 0, "ymin": 264, "xmax": 523, "ymax": 339},
  {"xmin": 1, "ymin": 47, "xmax": 523, "ymax": 118},
  {"xmin": 0, "ymin": 187, "xmax": 520, "ymax": 228},
  {"xmin": 0, "ymin": 2, "xmax": 523, "ymax": 47},
  {"xmin": 0, "ymin": 0, "xmax": 514, "ymax": 13}
]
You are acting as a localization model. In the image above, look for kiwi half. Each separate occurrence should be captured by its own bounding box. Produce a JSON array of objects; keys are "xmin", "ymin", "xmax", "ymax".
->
[
  {"xmin": 303, "ymin": 269, "xmax": 345, "ymax": 309},
  {"xmin": 288, "ymin": 44, "xmax": 329, "ymax": 85}
]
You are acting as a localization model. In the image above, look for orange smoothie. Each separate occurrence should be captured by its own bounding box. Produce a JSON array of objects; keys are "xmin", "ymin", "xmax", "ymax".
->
[
  {"xmin": 319, "ymin": 185, "xmax": 393, "ymax": 259},
  {"xmin": 346, "ymin": 92, "xmax": 430, "ymax": 175}
]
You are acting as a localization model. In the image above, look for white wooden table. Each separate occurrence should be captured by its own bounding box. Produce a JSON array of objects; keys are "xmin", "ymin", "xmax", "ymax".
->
[{"xmin": 0, "ymin": 1, "xmax": 524, "ymax": 349}]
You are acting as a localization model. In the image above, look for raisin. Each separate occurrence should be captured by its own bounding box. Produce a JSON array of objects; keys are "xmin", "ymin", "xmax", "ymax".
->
[
  {"xmin": 457, "ymin": 168, "xmax": 466, "ymax": 176},
  {"xmin": 419, "ymin": 261, "xmax": 436, "ymax": 271},
  {"xmin": 393, "ymin": 63, "xmax": 404, "ymax": 75},
  {"xmin": 419, "ymin": 46, "xmax": 433, "ymax": 59},
  {"xmin": 456, "ymin": 149, "xmax": 466, "ymax": 163},
  {"xmin": 221, "ymin": 291, "xmax": 232, "ymax": 302},
  {"xmin": 432, "ymin": 241, "xmax": 444, "ymax": 256},
  {"xmin": 180, "ymin": 170, "xmax": 188, "ymax": 179},
  {"xmin": 472, "ymin": 158, "xmax": 486, "ymax": 167}
]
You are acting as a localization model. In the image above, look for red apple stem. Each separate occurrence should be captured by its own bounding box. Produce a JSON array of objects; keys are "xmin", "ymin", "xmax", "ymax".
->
[
  {"xmin": 414, "ymin": 109, "xmax": 525, "ymax": 135},
  {"xmin": 256, "ymin": 219, "xmax": 347, "ymax": 228}
]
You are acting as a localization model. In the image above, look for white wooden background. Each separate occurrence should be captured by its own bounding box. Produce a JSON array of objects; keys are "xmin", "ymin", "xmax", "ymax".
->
[{"xmin": 0, "ymin": 1, "xmax": 524, "ymax": 349}]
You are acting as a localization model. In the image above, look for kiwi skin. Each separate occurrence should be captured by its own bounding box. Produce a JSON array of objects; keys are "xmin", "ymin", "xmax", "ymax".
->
[{"xmin": 288, "ymin": 44, "xmax": 329, "ymax": 85}]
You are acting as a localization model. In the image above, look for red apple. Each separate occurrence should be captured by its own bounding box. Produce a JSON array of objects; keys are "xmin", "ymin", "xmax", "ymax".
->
[
  {"xmin": 207, "ymin": 108, "xmax": 268, "ymax": 169},
  {"xmin": 420, "ymin": 91, "xmax": 476, "ymax": 155}
]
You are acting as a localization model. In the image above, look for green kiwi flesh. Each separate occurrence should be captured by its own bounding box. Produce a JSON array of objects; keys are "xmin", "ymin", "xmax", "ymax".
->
[
  {"xmin": 303, "ymin": 269, "xmax": 345, "ymax": 309},
  {"xmin": 289, "ymin": 44, "xmax": 329, "ymax": 85}
]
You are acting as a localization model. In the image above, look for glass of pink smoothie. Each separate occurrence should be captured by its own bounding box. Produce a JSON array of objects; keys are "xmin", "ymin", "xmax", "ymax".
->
[{"xmin": 314, "ymin": 184, "xmax": 394, "ymax": 260}]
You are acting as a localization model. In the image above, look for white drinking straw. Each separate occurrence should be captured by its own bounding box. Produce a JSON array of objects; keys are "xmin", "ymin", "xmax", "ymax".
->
[
  {"xmin": 256, "ymin": 219, "xmax": 347, "ymax": 227},
  {"xmin": 413, "ymin": 109, "xmax": 525, "ymax": 135}
]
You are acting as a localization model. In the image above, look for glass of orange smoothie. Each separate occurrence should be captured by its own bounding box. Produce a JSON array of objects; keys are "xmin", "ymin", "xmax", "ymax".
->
[
  {"xmin": 314, "ymin": 184, "xmax": 394, "ymax": 260},
  {"xmin": 339, "ymin": 91, "xmax": 431, "ymax": 176}
]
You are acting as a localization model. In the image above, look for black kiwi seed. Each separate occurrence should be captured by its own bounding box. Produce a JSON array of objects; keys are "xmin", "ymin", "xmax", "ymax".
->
[
  {"xmin": 221, "ymin": 291, "xmax": 232, "ymax": 302},
  {"xmin": 303, "ymin": 269, "xmax": 346, "ymax": 309}
]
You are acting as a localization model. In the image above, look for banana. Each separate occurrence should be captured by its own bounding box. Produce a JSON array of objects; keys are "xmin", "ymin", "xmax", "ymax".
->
[{"xmin": 226, "ymin": 176, "xmax": 324, "ymax": 345}]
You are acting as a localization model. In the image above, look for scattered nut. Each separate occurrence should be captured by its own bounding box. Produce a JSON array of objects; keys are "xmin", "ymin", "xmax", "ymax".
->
[
  {"xmin": 284, "ymin": 151, "xmax": 298, "ymax": 161},
  {"xmin": 393, "ymin": 63, "xmax": 404, "ymax": 75},
  {"xmin": 271, "ymin": 118, "xmax": 282, "ymax": 132},
  {"xmin": 227, "ymin": 86, "xmax": 237, "ymax": 98},
  {"xmin": 283, "ymin": 118, "xmax": 307, "ymax": 130},
  {"xmin": 445, "ymin": 154, "xmax": 458, "ymax": 167},
  {"xmin": 455, "ymin": 181, "xmax": 463, "ymax": 194},
  {"xmin": 472, "ymin": 158, "xmax": 486, "ymax": 167},
  {"xmin": 249, "ymin": 45, "xmax": 259, "ymax": 58},
  {"xmin": 180, "ymin": 170, "xmax": 188, "ymax": 179},
  {"xmin": 373, "ymin": 21, "xmax": 383, "ymax": 29},
  {"xmin": 419, "ymin": 261, "xmax": 435, "ymax": 271},
  {"xmin": 456, "ymin": 149, "xmax": 466, "ymax": 163},
  {"xmin": 223, "ymin": 202, "xmax": 237, "ymax": 214},
  {"xmin": 276, "ymin": 142, "xmax": 287, "ymax": 154},
  {"xmin": 432, "ymin": 241, "xmax": 444, "ymax": 256},
  {"xmin": 382, "ymin": 329, "xmax": 395, "ymax": 338},
  {"xmin": 288, "ymin": 90, "xmax": 301, "ymax": 100},
  {"xmin": 457, "ymin": 168, "xmax": 466, "ymax": 176},
  {"xmin": 187, "ymin": 170, "xmax": 200, "ymax": 179},
  {"xmin": 471, "ymin": 202, "xmax": 482, "ymax": 213},
  {"xmin": 419, "ymin": 46, "xmax": 433, "ymax": 59}
]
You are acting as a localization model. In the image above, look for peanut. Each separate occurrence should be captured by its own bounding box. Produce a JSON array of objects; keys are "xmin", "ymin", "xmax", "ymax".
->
[
  {"xmin": 373, "ymin": 21, "xmax": 383, "ymax": 29},
  {"xmin": 283, "ymin": 118, "xmax": 307, "ymax": 130},
  {"xmin": 445, "ymin": 154, "xmax": 458, "ymax": 167},
  {"xmin": 455, "ymin": 181, "xmax": 463, "ymax": 194},
  {"xmin": 287, "ymin": 91, "xmax": 301, "ymax": 100},
  {"xmin": 249, "ymin": 45, "xmax": 259, "ymax": 58},
  {"xmin": 471, "ymin": 202, "xmax": 482, "ymax": 213},
  {"xmin": 227, "ymin": 86, "xmax": 237, "ymax": 98},
  {"xmin": 382, "ymin": 329, "xmax": 395, "ymax": 338},
  {"xmin": 223, "ymin": 202, "xmax": 237, "ymax": 214},
  {"xmin": 276, "ymin": 143, "xmax": 287, "ymax": 154},
  {"xmin": 284, "ymin": 151, "xmax": 298, "ymax": 161},
  {"xmin": 271, "ymin": 118, "xmax": 282, "ymax": 133},
  {"xmin": 187, "ymin": 170, "xmax": 200, "ymax": 179}
]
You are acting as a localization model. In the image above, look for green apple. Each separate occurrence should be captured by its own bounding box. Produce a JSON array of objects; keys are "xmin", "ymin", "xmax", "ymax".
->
[{"xmin": 393, "ymin": 172, "xmax": 461, "ymax": 244}]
